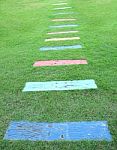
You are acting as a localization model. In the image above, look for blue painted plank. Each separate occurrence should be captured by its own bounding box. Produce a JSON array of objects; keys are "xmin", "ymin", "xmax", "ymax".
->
[
  {"xmin": 67, "ymin": 121, "xmax": 112, "ymax": 141},
  {"xmin": 22, "ymin": 80, "xmax": 97, "ymax": 92},
  {"xmin": 4, "ymin": 121, "xmax": 112, "ymax": 141},
  {"xmin": 49, "ymin": 24, "xmax": 78, "ymax": 28},
  {"xmin": 40, "ymin": 44, "xmax": 82, "ymax": 51}
]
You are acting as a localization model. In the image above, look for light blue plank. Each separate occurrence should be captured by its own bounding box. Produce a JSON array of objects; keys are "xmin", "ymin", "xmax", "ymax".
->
[
  {"xmin": 22, "ymin": 79, "xmax": 97, "ymax": 92},
  {"xmin": 40, "ymin": 44, "xmax": 82, "ymax": 51},
  {"xmin": 4, "ymin": 121, "xmax": 112, "ymax": 141},
  {"xmin": 49, "ymin": 24, "xmax": 78, "ymax": 28}
]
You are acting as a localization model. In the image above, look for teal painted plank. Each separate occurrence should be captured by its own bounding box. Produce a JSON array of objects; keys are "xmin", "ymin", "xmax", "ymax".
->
[{"xmin": 22, "ymin": 79, "xmax": 97, "ymax": 92}]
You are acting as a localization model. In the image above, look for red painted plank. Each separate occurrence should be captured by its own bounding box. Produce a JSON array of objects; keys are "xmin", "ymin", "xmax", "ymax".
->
[{"xmin": 33, "ymin": 60, "xmax": 88, "ymax": 67}]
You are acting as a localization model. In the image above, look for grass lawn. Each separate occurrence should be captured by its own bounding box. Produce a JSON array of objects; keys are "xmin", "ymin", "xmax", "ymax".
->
[{"xmin": 0, "ymin": 0, "xmax": 117, "ymax": 149}]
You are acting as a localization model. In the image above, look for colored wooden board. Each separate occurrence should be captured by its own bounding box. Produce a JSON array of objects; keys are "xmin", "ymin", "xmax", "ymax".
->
[
  {"xmin": 22, "ymin": 80, "xmax": 97, "ymax": 92},
  {"xmin": 33, "ymin": 60, "xmax": 88, "ymax": 67},
  {"xmin": 52, "ymin": 19, "xmax": 76, "ymax": 22},
  {"xmin": 47, "ymin": 31, "xmax": 79, "ymax": 35},
  {"xmin": 53, "ymin": 12, "xmax": 75, "ymax": 15},
  {"xmin": 45, "ymin": 37, "xmax": 80, "ymax": 42},
  {"xmin": 4, "ymin": 121, "xmax": 112, "ymax": 141},
  {"xmin": 40, "ymin": 45, "xmax": 82, "ymax": 51},
  {"xmin": 54, "ymin": 7, "xmax": 71, "ymax": 10},
  {"xmin": 49, "ymin": 24, "xmax": 78, "ymax": 28}
]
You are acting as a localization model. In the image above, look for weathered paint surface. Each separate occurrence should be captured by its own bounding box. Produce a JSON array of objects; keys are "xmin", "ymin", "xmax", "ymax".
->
[
  {"xmin": 53, "ymin": 12, "xmax": 75, "ymax": 15},
  {"xmin": 52, "ymin": 19, "xmax": 76, "ymax": 22},
  {"xmin": 45, "ymin": 37, "xmax": 80, "ymax": 42},
  {"xmin": 40, "ymin": 44, "xmax": 82, "ymax": 51},
  {"xmin": 47, "ymin": 31, "xmax": 79, "ymax": 35},
  {"xmin": 22, "ymin": 79, "xmax": 97, "ymax": 92},
  {"xmin": 49, "ymin": 24, "xmax": 78, "ymax": 28},
  {"xmin": 33, "ymin": 60, "xmax": 87, "ymax": 67},
  {"xmin": 54, "ymin": 7, "xmax": 71, "ymax": 10},
  {"xmin": 4, "ymin": 121, "xmax": 112, "ymax": 141}
]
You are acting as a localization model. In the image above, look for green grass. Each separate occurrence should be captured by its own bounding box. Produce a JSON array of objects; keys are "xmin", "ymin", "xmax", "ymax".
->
[{"xmin": 0, "ymin": 0, "xmax": 117, "ymax": 149}]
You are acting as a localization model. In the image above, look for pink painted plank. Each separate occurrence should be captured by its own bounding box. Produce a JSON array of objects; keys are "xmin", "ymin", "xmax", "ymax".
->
[{"xmin": 33, "ymin": 60, "xmax": 88, "ymax": 67}]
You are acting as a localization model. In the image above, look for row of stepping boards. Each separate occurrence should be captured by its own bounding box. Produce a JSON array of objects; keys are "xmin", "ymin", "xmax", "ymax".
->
[{"xmin": 4, "ymin": 1, "xmax": 112, "ymax": 141}]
